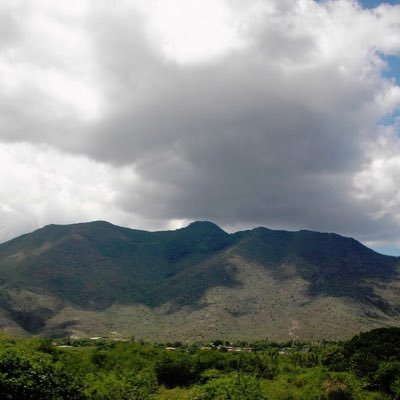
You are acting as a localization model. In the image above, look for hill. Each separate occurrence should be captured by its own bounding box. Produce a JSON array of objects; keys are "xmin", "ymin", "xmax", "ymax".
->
[{"xmin": 0, "ymin": 221, "xmax": 399, "ymax": 340}]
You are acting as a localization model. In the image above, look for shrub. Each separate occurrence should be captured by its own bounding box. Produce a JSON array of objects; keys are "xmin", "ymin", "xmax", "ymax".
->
[
  {"xmin": 321, "ymin": 377, "xmax": 353, "ymax": 400},
  {"xmin": 190, "ymin": 373, "xmax": 267, "ymax": 400},
  {"xmin": 0, "ymin": 349, "xmax": 85, "ymax": 399}
]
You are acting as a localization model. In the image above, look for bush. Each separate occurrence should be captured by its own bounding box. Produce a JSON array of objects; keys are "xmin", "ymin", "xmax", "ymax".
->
[
  {"xmin": 321, "ymin": 376, "xmax": 354, "ymax": 400},
  {"xmin": 190, "ymin": 373, "xmax": 267, "ymax": 400},
  {"xmin": 84, "ymin": 370, "xmax": 157, "ymax": 400},
  {"xmin": 155, "ymin": 352, "xmax": 197, "ymax": 387},
  {"xmin": 374, "ymin": 361, "xmax": 400, "ymax": 394},
  {"xmin": 0, "ymin": 349, "xmax": 85, "ymax": 399}
]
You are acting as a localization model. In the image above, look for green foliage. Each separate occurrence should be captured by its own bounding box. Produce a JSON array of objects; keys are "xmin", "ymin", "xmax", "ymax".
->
[
  {"xmin": 84, "ymin": 370, "xmax": 157, "ymax": 400},
  {"xmin": 155, "ymin": 351, "xmax": 198, "ymax": 387},
  {"xmin": 323, "ymin": 328, "xmax": 400, "ymax": 397},
  {"xmin": 0, "ymin": 348, "xmax": 84, "ymax": 399},
  {"xmin": 321, "ymin": 344, "xmax": 348, "ymax": 371},
  {"xmin": 374, "ymin": 361, "xmax": 400, "ymax": 393},
  {"xmin": 290, "ymin": 351, "xmax": 319, "ymax": 368},
  {"xmin": 0, "ymin": 328, "xmax": 399, "ymax": 399},
  {"xmin": 320, "ymin": 376, "xmax": 354, "ymax": 400},
  {"xmin": 190, "ymin": 373, "xmax": 266, "ymax": 400}
]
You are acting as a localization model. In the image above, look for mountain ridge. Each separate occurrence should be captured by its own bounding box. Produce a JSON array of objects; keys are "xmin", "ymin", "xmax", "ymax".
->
[{"xmin": 0, "ymin": 220, "xmax": 399, "ymax": 340}]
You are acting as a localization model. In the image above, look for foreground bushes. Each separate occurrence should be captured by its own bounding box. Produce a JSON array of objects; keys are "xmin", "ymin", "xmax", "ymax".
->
[
  {"xmin": 0, "ymin": 328, "xmax": 399, "ymax": 399},
  {"xmin": 323, "ymin": 328, "xmax": 400, "ymax": 398},
  {"xmin": 190, "ymin": 373, "xmax": 266, "ymax": 400},
  {"xmin": 0, "ymin": 349, "xmax": 84, "ymax": 400}
]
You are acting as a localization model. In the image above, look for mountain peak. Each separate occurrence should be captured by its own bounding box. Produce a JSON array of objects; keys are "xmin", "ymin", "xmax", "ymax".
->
[{"xmin": 184, "ymin": 221, "xmax": 227, "ymax": 234}]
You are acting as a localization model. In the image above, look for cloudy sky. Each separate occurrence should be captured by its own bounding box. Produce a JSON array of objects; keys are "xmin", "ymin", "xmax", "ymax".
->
[{"xmin": 1, "ymin": 0, "xmax": 400, "ymax": 255}]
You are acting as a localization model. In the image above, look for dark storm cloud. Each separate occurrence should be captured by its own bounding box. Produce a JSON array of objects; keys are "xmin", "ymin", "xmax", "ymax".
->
[
  {"xmin": 0, "ymin": 0, "xmax": 400, "ymax": 248},
  {"xmin": 80, "ymin": 5, "xmax": 386, "ymax": 238}
]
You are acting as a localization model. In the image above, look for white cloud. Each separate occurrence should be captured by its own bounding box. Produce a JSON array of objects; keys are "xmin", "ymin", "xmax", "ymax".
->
[
  {"xmin": 0, "ymin": 142, "xmax": 162, "ymax": 243},
  {"xmin": 354, "ymin": 125, "xmax": 400, "ymax": 224},
  {"xmin": 0, "ymin": 0, "xmax": 102, "ymax": 129},
  {"xmin": 136, "ymin": 0, "xmax": 250, "ymax": 64}
]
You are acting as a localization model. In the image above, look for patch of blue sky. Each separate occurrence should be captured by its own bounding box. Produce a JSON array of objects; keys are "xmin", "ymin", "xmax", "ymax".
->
[
  {"xmin": 381, "ymin": 55, "xmax": 400, "ymax": 85},
  {"xmin": 359, "ymin": 0, "xmax": 400, "ymax": 9},
  {"xmin": 380, "ymin": 110, "xmax": 400, "ymax": 127},
  {"xmin": 378, "ymin": 55, "xmax": 400, "ymax": 127}
]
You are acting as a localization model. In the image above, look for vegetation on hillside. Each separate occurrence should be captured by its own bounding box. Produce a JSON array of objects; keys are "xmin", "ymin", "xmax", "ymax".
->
[
  {"xmin": 0, "ymin": 327, "xmax": 399, "ymax": 399},
  {"xmin": 0, "ymin": 221, "xmax": 399, "ymax": 340}
]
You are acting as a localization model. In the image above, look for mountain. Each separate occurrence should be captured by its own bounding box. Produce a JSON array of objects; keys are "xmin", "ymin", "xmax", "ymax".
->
[{"xmin": 0, "ymin": 221, "xmax": 399, "ymax": 341}]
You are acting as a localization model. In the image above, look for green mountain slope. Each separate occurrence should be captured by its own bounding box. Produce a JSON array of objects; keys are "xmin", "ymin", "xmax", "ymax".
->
[{"xmin": 0, "ymin": 221, "xmax": 399, "ymax": 340}]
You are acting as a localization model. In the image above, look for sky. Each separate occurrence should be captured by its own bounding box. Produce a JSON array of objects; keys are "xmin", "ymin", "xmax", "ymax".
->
[
  {"xmin": 360, "ymin": 0, "xmax": 399, "ymax": 8},
  {"xmin": 1, "ymin": 0, "xmax": 400, "ymax": 255}
]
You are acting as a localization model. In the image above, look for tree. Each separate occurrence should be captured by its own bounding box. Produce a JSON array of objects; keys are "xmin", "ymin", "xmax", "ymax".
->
[{"xmin": 0, "ymin": 349, "xmax": 85, "ymax": 399}]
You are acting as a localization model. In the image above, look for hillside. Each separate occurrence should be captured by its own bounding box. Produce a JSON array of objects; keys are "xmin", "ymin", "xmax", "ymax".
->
[{"xmin": 0, "ymin": 221, "xmax": 399, "ymax": 340}]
